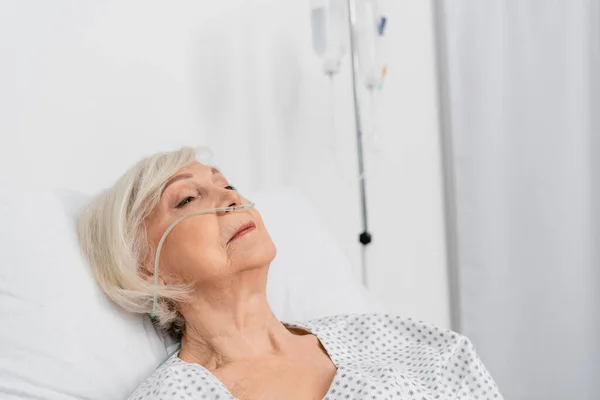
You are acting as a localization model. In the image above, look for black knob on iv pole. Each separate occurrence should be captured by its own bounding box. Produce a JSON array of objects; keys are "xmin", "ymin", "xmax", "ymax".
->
[
  {"xmin": 359, "ymin": 231, "xmax": 372, "ymax": 245},
  {"xmin": 347, "ymin": 0, "xmax": 372, "ymax": 287}
]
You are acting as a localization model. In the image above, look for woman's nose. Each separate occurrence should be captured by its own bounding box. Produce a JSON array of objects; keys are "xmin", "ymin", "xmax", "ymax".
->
[{"xmin": 218, "ymin": 186, "xmax": 243, "ymax": 210}]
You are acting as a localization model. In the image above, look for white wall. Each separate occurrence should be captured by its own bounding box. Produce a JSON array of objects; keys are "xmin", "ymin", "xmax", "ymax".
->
[
  {"xmin": 0, "ymin": 0, "xmax": 449, "ymax": 328},
  {"xmin": 364, "ymin": 1, "xmax": 449, "ymax": 327}
]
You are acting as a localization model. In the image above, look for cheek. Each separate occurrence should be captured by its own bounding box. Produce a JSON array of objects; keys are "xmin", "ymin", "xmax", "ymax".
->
[{"xmin": 160, "ymin": 222, "xmax": 228, "ymax": 281}]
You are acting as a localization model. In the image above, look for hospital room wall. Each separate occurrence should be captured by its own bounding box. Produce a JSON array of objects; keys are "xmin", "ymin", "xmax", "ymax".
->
[
  {"xmin": 0, "ymin": 0, "xmax": 450, "ymax": 328},
  {"xmin": 360, "ymin": 1, "xmax": 449, "ymax": 328}
]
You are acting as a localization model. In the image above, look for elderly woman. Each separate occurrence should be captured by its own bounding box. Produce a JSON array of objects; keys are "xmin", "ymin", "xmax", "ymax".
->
[{"xmin": 78, "ymin": 147, "xmax": 502, "ymax": 400}]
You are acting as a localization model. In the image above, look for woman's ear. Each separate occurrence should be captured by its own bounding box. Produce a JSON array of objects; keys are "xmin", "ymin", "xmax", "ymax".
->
[{"xmin": 138, "ymin": 261, "xmax": 167, "ymax": 286}]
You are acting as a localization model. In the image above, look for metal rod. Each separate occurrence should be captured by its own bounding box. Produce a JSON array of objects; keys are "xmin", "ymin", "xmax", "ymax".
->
[
  {"xmin": 361, "ymin": 245, "xmax": 368, "ymax": 287},
  {"xmin": 347, "ymin": 0, "xmax": 371, "ymax": 287}
]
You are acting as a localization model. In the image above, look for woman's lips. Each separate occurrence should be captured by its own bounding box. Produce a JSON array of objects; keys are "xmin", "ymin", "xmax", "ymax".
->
[{"xmin": 227, "ymin": 221, "xmax": 256, "ymax": 243}]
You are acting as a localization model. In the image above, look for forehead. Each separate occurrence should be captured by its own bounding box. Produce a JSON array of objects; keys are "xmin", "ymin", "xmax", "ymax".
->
[
  {"xmin": 162, "ymin": 163, "xmax": 225, "ymax": 193},
  {"xmin": 173, "ymin": 162, "xmax": 221, "ymax": 177}
]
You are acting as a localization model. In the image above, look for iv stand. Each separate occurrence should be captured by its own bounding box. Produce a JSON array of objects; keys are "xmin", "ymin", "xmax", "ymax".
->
[{"xmin": 346, "ymin": 0, "xmax": 372, "ymax": 287}]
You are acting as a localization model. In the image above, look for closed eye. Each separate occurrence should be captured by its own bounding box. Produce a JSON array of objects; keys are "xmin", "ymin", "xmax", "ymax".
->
[
  {"xmin": 176, "ymin": 196, "xmax": 195, "ymax": 208},
  {"xmin": 176, "ymin": 186, "xmax": 234, "ymax": 208}
]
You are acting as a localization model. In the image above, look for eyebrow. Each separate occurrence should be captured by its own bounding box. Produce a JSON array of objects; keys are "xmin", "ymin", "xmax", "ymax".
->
[
  {"xmin": 162, "ymin": 173, "xmax": 193, "ymax": 194},
  {"xmin": 162, "ymin": 167, "xmax": 223, "ymax": 194}
]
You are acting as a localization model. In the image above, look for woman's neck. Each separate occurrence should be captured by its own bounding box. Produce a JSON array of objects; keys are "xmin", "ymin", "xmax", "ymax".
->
[{"xmin": 177, "ymin": 269, "xmax": 293, "ymax": 369}]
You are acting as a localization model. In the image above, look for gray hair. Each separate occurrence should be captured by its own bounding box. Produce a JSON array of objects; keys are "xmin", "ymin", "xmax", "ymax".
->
[{"xmin": 77, "ymin": 146, "xmax": 211, "ymax": 334}]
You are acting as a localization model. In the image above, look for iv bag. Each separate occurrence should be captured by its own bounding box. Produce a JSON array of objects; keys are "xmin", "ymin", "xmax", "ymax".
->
[
  {"xmin": 356, "ymin": 0, "xmax": 385, "ymax": 89},
  {"xmin": 310, "ymin": 0, "xmax": 348, "ymax": 76}
]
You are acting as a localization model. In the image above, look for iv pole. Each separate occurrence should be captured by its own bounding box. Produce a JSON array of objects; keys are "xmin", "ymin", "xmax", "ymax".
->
[{"xmin": 346, "ymin": 0, "xmax": 372, "ymax": 287}]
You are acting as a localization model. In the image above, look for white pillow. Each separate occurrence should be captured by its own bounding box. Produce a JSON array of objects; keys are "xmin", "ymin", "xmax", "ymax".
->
[
  {"xmin": 252, "ymin": 188, "xmax": 383, "ymax": 321},
  {"xmin": 0, "ymin": 184, "xmax": 380, "ymax": 400},
  {"xmin": 0, "ymin": 184, "xmax": 169, "ymax": 400}
]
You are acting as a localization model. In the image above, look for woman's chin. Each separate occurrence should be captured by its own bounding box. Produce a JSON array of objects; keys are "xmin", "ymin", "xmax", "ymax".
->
[{"xmin": 230, "ymin": 242, "xmax": 276, "ymax": 271}]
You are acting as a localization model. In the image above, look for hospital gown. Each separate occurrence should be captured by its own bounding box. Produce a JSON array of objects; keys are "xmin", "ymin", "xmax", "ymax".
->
[{"xmin": 129, "ymin": 314, "xmax": 503, "ymax": 400}]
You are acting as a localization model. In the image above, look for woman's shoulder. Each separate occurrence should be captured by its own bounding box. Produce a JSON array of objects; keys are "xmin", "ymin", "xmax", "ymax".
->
[
  {"xmin": 303, "ymin": 313, "xmax": 462, "ymax": 339},
  {"xmin": 297, "ymin": 313, "xmax": 469, "ymax": 359},
  {"xmin": 127, "ymin": 353, "xmax": 231, "ymax": 400},
  {"xmin": 294, "ymin": 314, "xmax": 502, "ymax": 398}
]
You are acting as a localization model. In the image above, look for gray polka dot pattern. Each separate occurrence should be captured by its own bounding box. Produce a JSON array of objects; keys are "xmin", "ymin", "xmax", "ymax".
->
[{"xmin": 129, "ymin": 314, "xmax": 503, "ymax": 399}]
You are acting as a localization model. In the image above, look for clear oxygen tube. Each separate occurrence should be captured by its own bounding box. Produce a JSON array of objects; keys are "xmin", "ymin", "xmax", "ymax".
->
[{"xmin": 150, "ymin": 200, "xmax": 256, "ymax": 317}]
